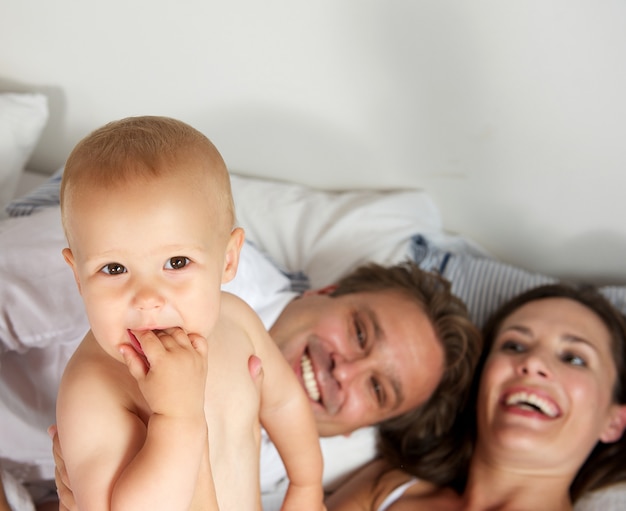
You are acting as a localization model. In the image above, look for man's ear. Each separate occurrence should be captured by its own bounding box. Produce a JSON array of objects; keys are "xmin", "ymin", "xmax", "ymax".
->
[
  {"xmin": 600, "ymin": 404, "xmax": 626, "ymax": 443},
  {"xmin": 222, "ymin": 227, "xmax": 245, "ymax": 284},
  {"xmin": 303, "ymin": 284, "xmax": 338, "ymax": 297},
  {"xmin": 62, "ymin": 247, "xmax": 82, "ymax": 295}
]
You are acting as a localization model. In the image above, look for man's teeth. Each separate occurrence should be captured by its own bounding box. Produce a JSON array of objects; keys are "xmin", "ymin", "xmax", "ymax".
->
[
  {"xmin": 505, "ymin": 391, "xmax": 559, "ymax": 418},
  {"xmin": 301, "ymin": 354, "xmax": 320, "ymax": 402}
]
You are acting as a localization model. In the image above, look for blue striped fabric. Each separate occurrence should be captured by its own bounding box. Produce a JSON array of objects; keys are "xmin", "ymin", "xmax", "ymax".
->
[
  {"xmin": 5, "ymin": 167, "xmax": 63, "ymax": 217},
  {"xmin": 438, "ymin": 250, "xmax": 557, "ymax": 328},
  {"xmin": 285, "ymin": 270, "xmax": 311, "ymax": 294},
  {"xmin": 410, "ymin": 235, "xmax": 626, "ymax": 328}
]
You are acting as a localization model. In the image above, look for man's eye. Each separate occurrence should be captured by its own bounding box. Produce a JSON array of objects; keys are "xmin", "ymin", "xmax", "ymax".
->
[
  {"xmin": 355, "ymin": 320, "xmax": 366, "ymax": 349},
  {"xmin": 371, "ymin": 377, "xmax": 384, "ymax": 406},
  {"xmin": 165, "ymin": 256, "xmax": 190, "ymax": 270},
  {"xmin": 100, "ymin": 263, "xmax": 126, "ymax": 275}
]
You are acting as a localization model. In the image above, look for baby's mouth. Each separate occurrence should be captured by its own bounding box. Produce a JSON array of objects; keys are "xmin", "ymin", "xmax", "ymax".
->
[
  {"xmin": 301, "ymin": 353, "xmax": 321, "ymax": 402},
  {"xmin": 127, "ymin": 330, "xmax": 145, "ymax": 356}
]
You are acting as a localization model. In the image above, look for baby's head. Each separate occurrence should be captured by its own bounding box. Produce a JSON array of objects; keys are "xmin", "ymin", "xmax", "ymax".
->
[
  {"xmin": 60, "ymin": 116, "xmax": 243, "ymax": 356},
  {"xmin": 60, "ymin": 115, "xmax": 235, "ymax": 242}
]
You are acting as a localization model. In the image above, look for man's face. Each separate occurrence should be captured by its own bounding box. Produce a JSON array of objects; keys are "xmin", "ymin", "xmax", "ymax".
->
[{"xmin": 270, "ymin": 288, "xmax": 445, "ymax": 437}]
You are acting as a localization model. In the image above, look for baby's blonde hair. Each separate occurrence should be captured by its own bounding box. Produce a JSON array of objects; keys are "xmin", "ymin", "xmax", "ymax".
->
[{"xmin": 60, "ymin": 116, "xmax": 235, "ymax": 231}]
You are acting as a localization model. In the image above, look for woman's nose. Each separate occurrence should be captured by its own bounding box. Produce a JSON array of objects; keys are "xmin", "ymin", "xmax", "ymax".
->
[{"xmin": 518, "ymin": 350, "xmax": 551, "ymax": 378}]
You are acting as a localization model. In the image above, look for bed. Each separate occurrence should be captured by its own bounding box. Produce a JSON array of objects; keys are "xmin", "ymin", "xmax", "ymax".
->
[
  {"xmin": 3, "ymin": 118, "xmax": 626, "ymax": 511},
  {"xmin": 2, "ymin": 2, "xmax": 626, "ymax": 509}
]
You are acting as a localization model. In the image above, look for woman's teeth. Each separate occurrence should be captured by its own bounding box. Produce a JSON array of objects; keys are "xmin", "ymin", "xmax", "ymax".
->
[{"xmin": 505, "ymin": 391, "xmax": 559, "ymax": 417}]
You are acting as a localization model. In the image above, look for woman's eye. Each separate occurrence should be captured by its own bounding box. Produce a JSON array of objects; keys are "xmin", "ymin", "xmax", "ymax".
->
[
  {"xmin": 562, "ymin": 352, "xmax": 586, "ymax": 367},
  {"xmin": 100, "ymin": 263, "xmax": 126, "ymax": 275},
  {"xmin": 501, "ymin": 340, "xmax": 525, "ymax": 353},
  {"xmin": 165, "ymin": 256, "xmax": 190, "ymax": 270}
]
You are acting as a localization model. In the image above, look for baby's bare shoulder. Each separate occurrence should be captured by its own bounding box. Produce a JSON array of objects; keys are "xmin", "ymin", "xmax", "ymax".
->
[
  {"xmin": 219, "ymin": 292, "xmax": 270, "ymax": 340},
  {"xmin": 220, "ymin": 290, "xmax": 258, "ymax": 316},
  {"xmin": 63, "ymin": 331, "xmax": 125, "ymax": 381},
  {"xmin": 59, "ymin": 331, "xmax": 145, "ymax": 413}
]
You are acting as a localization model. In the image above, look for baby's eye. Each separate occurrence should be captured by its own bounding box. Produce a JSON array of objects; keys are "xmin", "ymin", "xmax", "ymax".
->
[
  {"xmin": 165, "ymin": 256, "xmax": 190, "ymax": 270},
  {"xmin": 562, "ymin": 352, "xmax": 587, "ymax": 367},
  {"xmin": 100, "ymin": 263, "xmax": 126, "ymax": 275}
]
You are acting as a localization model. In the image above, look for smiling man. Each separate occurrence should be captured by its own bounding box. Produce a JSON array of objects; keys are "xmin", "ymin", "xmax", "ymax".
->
[
  {"xmin": 248, "ymin": 259, "xmax": 482, "ymax": 508},
  {"xmin": 273, "ymin": 287, "xmax": 446, "ymax": 437}
]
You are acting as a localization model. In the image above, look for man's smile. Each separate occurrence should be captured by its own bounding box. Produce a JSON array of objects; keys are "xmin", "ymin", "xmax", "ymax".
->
[{"xmin": 301, "ymin": 353, "xmax": 321, "ymax": 402}]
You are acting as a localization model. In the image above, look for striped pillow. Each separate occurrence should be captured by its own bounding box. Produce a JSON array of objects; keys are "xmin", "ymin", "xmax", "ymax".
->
[
  {"xmin": 5, "ymin": 167, "xmax": 63, "ymax": 217},
  {"xmin": 410, "ymin": 234, "xmax": 626, "ymax": 327}
]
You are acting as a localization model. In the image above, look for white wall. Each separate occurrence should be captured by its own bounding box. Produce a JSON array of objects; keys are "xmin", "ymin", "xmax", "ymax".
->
[{"xmin": 2, "ymin": 1, "xmax": 625, "ymax": 283}]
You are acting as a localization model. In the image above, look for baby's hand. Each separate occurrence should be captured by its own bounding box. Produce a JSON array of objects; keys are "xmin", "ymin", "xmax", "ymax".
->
[{"xmin": 121, "ymin": 328, "xmax": 208, "ymax": 419}]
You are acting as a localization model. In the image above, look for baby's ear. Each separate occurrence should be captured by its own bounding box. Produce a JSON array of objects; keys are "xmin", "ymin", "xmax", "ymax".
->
[
  {"xmin": 600, "ymin": 404, "xmax": 626, "ymax": 443},
  {"xmin": 222, "ymin": 227, "xmax": 244, "ymax": 284},
  {"xmin": 62, "ymin": 247, "xmax": 82, "ymax": 295}
]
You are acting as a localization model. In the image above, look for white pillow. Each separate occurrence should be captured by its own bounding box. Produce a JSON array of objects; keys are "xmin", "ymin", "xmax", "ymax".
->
[
  {"xmin": 5, "ymin": 170, "xmax": 445, "ymax": 289},
  {"xmin": 0, "ymin": 93, "xmax": 48, "ymax": 218},
  {"xmin": 230, "ymin": 173, "xmax": 444, "ymax": 288}
]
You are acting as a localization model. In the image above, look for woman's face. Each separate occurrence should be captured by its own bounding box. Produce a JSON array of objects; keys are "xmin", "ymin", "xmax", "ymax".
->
[{"xmin": 477, "ymin": 297, "xmax": 626, "ymax": 472}]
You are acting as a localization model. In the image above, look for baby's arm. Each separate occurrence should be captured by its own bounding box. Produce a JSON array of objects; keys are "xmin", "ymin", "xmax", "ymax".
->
[
  {"xmin": 57, "ymin": 329, "xmax": 215, "ymax": 511},
  {"xmin": 52, "ymin": 354, "xmax": 267, "ymax": 511},
  {"xmin": 253, "ymin": 325, "xmax": 325, "ymax": 511},
  {"xmin": 116, "ymin": 328, "xmax": 216, "ymax": 510}
]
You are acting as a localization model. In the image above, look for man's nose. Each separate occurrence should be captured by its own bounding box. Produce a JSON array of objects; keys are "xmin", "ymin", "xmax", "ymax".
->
[{"xmin": 332, "ymin": 354, "xmax": 370, "ymax": 384}]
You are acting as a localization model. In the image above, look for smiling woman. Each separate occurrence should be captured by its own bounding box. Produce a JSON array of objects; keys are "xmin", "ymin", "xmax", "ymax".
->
[
  {"xmin": 475, "ymin": 284, "xmax": 626, "ymax": 500},
  {"xmin": 326, "ymin": 283, "xmax": 626, "ymax": 511},
  {"xmin": 478, "ymin": 292, "xmax": 625, "ymax": 478}
]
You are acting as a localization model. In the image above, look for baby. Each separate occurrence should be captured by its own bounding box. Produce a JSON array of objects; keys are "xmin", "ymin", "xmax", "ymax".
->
[{"xmin": 56, "ymin": 116, "xmax": 324, "ymax": 510}]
